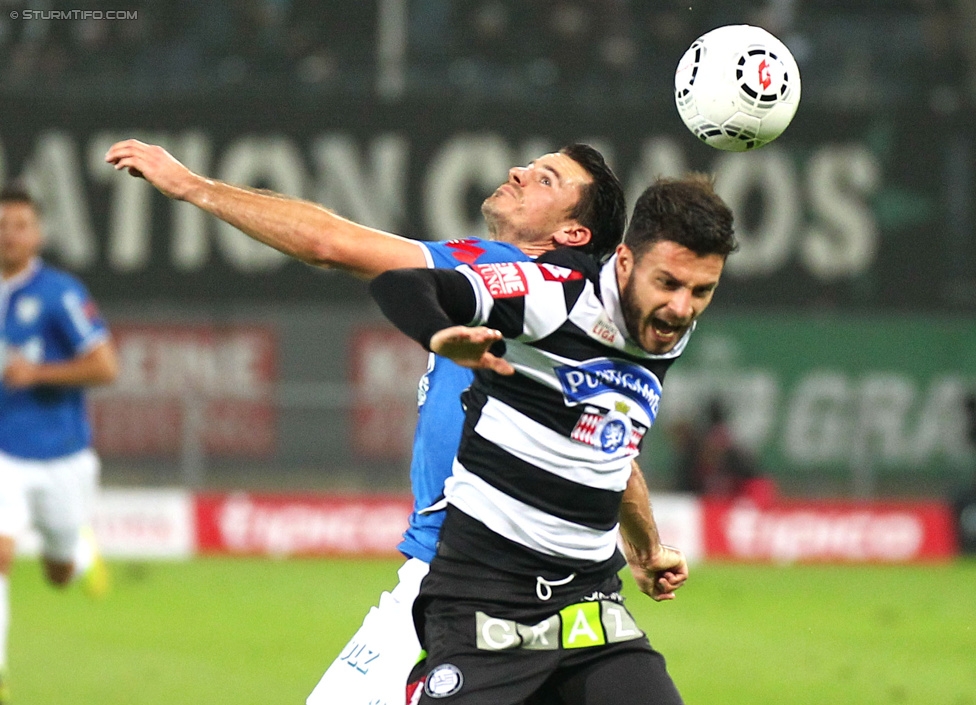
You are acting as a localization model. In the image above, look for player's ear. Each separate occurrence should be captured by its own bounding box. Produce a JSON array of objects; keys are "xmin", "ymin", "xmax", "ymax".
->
[
  {"xmin": 555, "ymin": 223, "xmax": 591, "ymax": 248},
  {"xmin": 615, "ymin": 243, "xmax": 633, "ymax": 279}
]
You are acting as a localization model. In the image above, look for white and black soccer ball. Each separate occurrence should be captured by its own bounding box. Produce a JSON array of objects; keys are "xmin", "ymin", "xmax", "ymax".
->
[{"xmin": 674, "ymin": 24, "xmax": 801, "ymax": 152}]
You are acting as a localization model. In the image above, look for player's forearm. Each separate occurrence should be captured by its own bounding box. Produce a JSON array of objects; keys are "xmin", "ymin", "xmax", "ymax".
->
[
  {"xmin": 182, "ymin": 178, "xmax": 424, "ymax": 278},
  {"xmin": 28, "ymin": 342, "xmax": 118, "ymax": 388},
  {"xmin": 619, "ymin": 461, "xmax": 663, "ymax": 561},
  {"xmin": 184, "ymin": 177, "xmax": 353, "ymax": 266},
  {"xmin": 370, "ymin": 268, "xmax": 477, "ymax": 349}
]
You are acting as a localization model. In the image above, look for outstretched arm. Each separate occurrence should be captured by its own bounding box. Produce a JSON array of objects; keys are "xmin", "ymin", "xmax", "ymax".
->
[
  {"xmin": 619, "ymin": 461, "xmax": 689, "ymax": 601},
  {"xmin": 104, "ymin": 139, "xmax": 427, "ymax": 279}
]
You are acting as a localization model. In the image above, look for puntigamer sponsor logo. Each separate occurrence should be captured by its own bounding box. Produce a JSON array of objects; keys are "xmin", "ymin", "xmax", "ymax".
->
[{"xmin": 555, "ymin": 359, "xmax": 661, "ymax": 420}]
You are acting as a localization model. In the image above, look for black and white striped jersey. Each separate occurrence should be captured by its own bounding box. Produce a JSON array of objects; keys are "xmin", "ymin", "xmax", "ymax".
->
[{"xmin": 370, "ymin": 248, "xmax": 693, "ymax": 578}]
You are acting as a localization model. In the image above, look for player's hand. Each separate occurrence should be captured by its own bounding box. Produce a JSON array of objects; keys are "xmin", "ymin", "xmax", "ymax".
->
[
  {"xmin": 429, "ymin": 326, "xmax": 514, "ymax": 376},
  {"xmin": 104, "ymin": 139, "xmax": 199, "ymax": 200},
  {"xmin": 626, "ymin": 544, "xmax": 688, "ymax": 602},
  {"xmin": 3, "ymin": 354, "xmax": 38, "ymax": 389}
]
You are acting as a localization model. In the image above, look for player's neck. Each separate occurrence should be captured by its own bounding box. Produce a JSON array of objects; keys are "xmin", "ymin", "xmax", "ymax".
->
[
  {"xmin": 514, "ymin": 242, "xmax": 552, "ymax": 258},
  {"xmin": 0, "ymin": 257, "xmax": 37, "ymax": 282}
]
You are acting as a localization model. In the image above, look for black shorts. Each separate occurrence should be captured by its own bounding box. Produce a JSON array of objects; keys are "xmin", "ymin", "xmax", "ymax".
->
[{"xmin": 407, "ymin": 545, "xmax": 684, "ymax": 705}]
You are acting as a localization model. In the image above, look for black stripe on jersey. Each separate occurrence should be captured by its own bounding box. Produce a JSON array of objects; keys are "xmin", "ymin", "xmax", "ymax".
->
[
  {"xmin": 552, "ymin": 276, "xmax": 589, "ymax": 319},
  {"xmin": 531, "ymin": 322, "xmax": 614, "ymax": 363},
  {"xmin": 457, "ymin": 431, "xmax": 623, "ymax": 531},
  {"xmin": 535, "ymin": 247, "xmax": 602, "ymax": 282},
  {"xmin": 484, "ymin": 293, "xmax": 525, "ymax": 339},
  {"xmin": 464, "ymin": 383, "xmax": 586, "ymax": 449},
  {"xmin": 439, "ymin": 506, "xmax": 627, "ymax": 579}
]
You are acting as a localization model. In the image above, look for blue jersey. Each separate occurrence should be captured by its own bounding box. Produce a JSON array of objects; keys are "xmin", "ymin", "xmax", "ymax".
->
[
  {"xmin": 0, "ymin": 259, "xmax": 109, "ymax": 460},
  {"xmin": 397, "ymin": 238, "xmax": 531, "ymax": 562}
]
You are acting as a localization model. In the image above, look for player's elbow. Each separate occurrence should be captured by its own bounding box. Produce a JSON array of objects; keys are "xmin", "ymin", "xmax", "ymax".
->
[
  {"xmin": 302, "ymin": 233, "xmax": 345, "ymax": 270},
  {"xmin": 91, "ymin": 343, "xmax": 120, "ymax": 385},
  {"xmin": 295, "ymin": 215, "xmax": 393, "ymax": 278},
  {"xmin": 98, "ymin": 360, "xmax": 119, "ymax": 385}
]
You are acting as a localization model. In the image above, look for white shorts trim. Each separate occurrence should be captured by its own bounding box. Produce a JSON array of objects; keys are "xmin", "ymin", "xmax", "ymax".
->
[{"xmin": 307, "ymin": 557, "xmax": 429, "ymax": 705}]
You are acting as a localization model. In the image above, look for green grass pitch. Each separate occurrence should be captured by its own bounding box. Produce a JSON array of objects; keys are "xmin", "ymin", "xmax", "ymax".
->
[{"xmin": 8, "ymin": 557, "xmax": 976, "ymax": 704}]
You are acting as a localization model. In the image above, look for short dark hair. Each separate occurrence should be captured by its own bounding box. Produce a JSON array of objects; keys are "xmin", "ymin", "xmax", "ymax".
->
[
  {"xmin": 624, "ymin": 173, "xmax": 737, "ymax": 259},
  {"xmin": 0, "ymin": 183, "xmax": 37, "ymax": 209},
  {"xmin": 559, "ymin": 144, "xmax": 626, "ymax": 263}
]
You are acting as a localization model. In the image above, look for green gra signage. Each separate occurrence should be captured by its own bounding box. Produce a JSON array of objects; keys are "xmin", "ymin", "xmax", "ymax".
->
[{"xmin": 650, "ymin": 314, "xmax": 975, "ymax": 488}]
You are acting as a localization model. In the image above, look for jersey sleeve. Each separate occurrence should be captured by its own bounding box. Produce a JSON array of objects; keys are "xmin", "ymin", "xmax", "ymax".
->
[
  {"xmin": 369, "ymin": 268, "xmax": 479, "ymax": 349},
  {"xmin": 50, "ymin": 278, "xmax": 109, "ymax": 355},
  {"xmin": 460, "ymin": 261, "xmax": 585, "ymax": 342},
  {"xmin": 419, "ymin": 238, "xmax": 529, "ymax": 269}
]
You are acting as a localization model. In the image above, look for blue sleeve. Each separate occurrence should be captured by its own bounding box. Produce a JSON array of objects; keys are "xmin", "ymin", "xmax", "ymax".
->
[
  {"xmin": 421, "ymin": 238, "xmax": 531, "ymax": 269},
  {"xmin": 49, "ymin": 276, "xmax": 109, "ymax": 355}
]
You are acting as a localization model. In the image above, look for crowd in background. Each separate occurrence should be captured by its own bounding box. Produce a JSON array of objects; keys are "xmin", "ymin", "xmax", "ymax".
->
[{"xmin": 0, "ymin": 0, "xmax": 972, "ymax": 109}]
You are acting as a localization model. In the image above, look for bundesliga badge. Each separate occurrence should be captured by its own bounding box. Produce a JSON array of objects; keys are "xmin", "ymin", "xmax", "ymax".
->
[{"xmin": 424, "ymin": 663, "xmax": 464, "ymax": 698}]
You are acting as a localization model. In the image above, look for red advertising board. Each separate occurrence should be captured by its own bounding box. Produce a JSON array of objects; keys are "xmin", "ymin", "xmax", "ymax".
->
[
  {"xmin": 702, "ymin": 499, "xmax": 957, "ymax": 563},
  {"xmin": 194, "ymin": 493, "xmax": 413, "ymax": 557},
  {"xmin": 90, "ymin": 324, "xmax": 277, "ymax": 457},
  {"xmin": 73, "ymin": 490, "xmax": 962, "ymax": 563},
  {"xmin": 348, "ymin": 326, "xmax": 428, "ymax": 460}
]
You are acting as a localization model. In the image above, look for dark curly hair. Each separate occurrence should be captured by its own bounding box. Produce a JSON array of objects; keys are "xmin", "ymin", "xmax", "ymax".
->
[
  {"xmin": 559, "ymin": 144, "xmax": 627, "ymax": 263},
  {"xmin": 624, "ymin": 173, "xmax": 737, "ymax": 259}
]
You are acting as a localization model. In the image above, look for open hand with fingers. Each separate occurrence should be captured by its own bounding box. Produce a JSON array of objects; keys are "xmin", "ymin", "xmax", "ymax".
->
[
  {"xmin": 428, "ymin": 326, "xmax": 515, "ymax": 376},
  {"xmin": 104, "ymin": 139, "xmax": 200, "ymax": 200}
]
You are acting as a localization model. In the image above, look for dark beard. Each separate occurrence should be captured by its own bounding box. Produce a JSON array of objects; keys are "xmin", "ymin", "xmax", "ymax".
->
[
  {"xmin": 619, "ymin": 274, "xmax": 645, "ymax": 345},
  {"xmin": 620, "ymin": 275, "xmax": 690, "ymax": 351}
]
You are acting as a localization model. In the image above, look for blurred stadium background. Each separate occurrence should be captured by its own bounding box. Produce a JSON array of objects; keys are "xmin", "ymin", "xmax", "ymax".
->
[
  {"xmin": 4, "ymin": 2, "xmax": 976, "ymax": 704},
  {"xmin": 4, "ymin": 0, "xmax": 975, "ymax": 501}
]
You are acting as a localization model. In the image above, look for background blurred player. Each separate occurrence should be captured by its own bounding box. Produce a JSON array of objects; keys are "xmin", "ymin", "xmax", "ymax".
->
[
  {"xmin": 105, "ymin": 139, "xmax": 687, "ymax": 705},
  {"xmin": 0, "ymin": 184, "xmax": 118, "ymax": 704}
]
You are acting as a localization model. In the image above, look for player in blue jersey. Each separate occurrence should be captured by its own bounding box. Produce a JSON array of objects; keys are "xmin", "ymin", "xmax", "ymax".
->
[
  {"xmin": 0, "ymin": 185, "xmax": 118, "ymax": 704},
  {"xmin": 105, "ymin": 140, "xmax": 689, "ymax": 705}
]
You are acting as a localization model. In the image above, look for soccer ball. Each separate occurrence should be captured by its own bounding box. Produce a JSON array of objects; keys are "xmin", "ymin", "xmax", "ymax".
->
[{"xmin": 674, "ymin": 24, "xmax": 801, "ymax": 152}]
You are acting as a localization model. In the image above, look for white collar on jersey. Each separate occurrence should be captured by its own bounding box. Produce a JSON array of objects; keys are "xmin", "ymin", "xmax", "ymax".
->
[{"xmin": 599, "ymin": 254, "xmax": 694, "ymax": 360}]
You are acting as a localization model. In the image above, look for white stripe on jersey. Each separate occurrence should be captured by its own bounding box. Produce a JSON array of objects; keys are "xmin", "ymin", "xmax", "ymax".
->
[
  {"xmin": 518, "ymin": 266, "xmax": 572, "ymax": 340},
  {"xmin": 473, "ymin": 396, "xmax": 633, "ymax": 491},
  {"xmin": 500, "ymin": 340, "xmax": 576, "ymax": 391},
  {"xmin": 445, "ymin": 461, "xmax": 620, "ymax": 561},
  {"xmin": 459, "ymin": 265, "xmax": 495, "ymax": 324}
]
